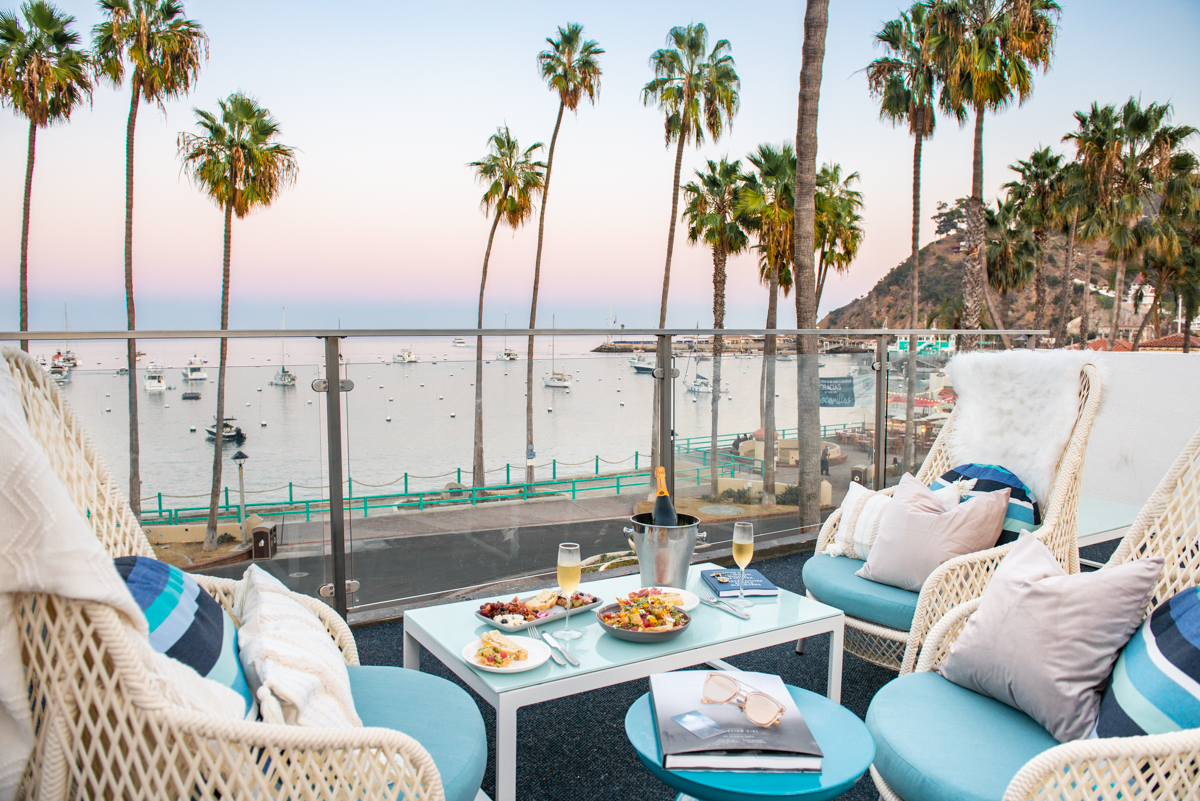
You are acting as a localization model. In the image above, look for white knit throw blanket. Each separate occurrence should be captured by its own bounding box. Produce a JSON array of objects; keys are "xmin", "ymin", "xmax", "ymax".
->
[{"xmin": 0, "ymin": 361, "xmax": 243, "ymax": 801}]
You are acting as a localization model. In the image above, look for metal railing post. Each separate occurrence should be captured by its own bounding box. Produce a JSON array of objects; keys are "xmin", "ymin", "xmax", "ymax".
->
[
  {"xmin": 289, "ymin": 482, "xmax": 293, "ymax": 503},
  {"xmin": 553, "ymin": 459, "xmax": 557, "ymax": 479},
  {"xmin": 319, "ymin": 336, "xmax": 349, "ymax": 619},
  {"xmin": 874, "ymin": 334, "xmax": 888, "ymax": 491},
  {"xmin": 404, "ymin": 473, "xmax": 408, "ymax": 494},
  {"xmin": 657, "ymin": 334, "xmax": 676, "ymax": 499}
]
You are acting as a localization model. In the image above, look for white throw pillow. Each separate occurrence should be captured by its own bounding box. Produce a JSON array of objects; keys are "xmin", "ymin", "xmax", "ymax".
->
[
  {"xmin": 234, "ymin": 564, "xmax": 362, "ymax": 728},
  {"xmin": 825, "ymin": 481, "xmax": 890, "ymax": 560}
]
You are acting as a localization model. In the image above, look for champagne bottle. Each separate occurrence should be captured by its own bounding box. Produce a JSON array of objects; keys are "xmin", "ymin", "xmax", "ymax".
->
[{"xmin": 652, "ymin": 466, "xmax": 678, "ymax": 526}]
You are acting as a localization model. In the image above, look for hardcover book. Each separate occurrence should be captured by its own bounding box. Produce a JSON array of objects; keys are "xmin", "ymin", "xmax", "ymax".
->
[
  {"xmin": 700, "ymin": 568, "xmax": 779, "ymax": 598},
  {"xmin": 649, "ymin": 671, "xmax": 822, "ymax": 771}
]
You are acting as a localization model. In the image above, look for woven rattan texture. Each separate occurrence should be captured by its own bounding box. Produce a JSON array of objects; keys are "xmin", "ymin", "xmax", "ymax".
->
[{"xmin": 4, "ymin": 348, "xmax": 441, "ymax": 801}]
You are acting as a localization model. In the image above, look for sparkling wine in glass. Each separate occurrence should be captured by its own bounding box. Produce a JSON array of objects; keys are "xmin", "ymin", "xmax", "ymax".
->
[
  {"xmin": 555, "ymin": 543, "xmax": 583, "ymax": 641},
  {"xmin": 729, "ymin": 522, "xmax": 754, "ymax": 608}
]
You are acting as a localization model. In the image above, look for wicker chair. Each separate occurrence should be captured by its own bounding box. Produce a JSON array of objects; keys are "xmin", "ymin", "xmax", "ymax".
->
[
  {"xmin": 868, "ymin": 423, "xmax": 1200, "ymax": 801},
  {"xmin": 5, "ymin": 348, "xmax": 449, "ymax": 801},
  {"xmin": 805, "ymin": 361, "xmax": 1101, "ymax": 674}
]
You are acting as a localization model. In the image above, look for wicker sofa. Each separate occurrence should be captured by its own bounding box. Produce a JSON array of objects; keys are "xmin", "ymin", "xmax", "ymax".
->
[
  {"xmin": 5, "ymin": 347, "xmax": 486, "ymax": 801},
  {"xmin": 865, "ymin": 424, "xmax": 1200, "ymax": 801}
]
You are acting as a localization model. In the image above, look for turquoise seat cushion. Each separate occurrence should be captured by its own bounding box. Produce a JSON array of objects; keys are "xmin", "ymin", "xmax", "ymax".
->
[
  {"xmin": 803, "ymin": 552, "xmax": 918, "ymax": 631},
  {"xmin": 347, "ymin": 665, "xmax": 486, "ymax": 801},
  {"xmin": 867, "ymin": 672, "xmax": 1058, "ymax": 801}
]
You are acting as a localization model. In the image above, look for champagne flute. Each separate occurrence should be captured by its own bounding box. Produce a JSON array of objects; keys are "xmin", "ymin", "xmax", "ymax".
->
[
  {"xmin": 729, "ymin": 522, "xmax": 754, "ymax": 608},
  {"xmin": 554, "ymin": 543, "xmax": 583, "ymax": 641}
]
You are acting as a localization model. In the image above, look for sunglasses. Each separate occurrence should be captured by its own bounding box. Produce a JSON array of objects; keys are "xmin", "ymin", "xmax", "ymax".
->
[{"xmin": 701, "ymin": 673, "xmax": 786, "ymax": 727}]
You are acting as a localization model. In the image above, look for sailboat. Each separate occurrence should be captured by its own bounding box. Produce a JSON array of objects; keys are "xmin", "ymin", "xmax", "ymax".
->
[
  {"xmin": 543, "ymin": 315, "xmax": 571, "ymax": 388},
  {"xmin": 271, "ymin": 308, "xmax": 296, "ymax": 386},
  {"xmin": 496, "ymin": 312, "xmax": 520, "ymax": 360}
]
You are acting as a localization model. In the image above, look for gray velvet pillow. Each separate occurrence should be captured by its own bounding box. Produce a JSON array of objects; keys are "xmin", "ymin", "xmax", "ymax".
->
[
  {"xmin": 855, "ymin": 474, "xmax": 1009, "ymax": 593},
  {"xmin": 938, "ymin": 533, "xmax": 1163, "ymax": 742}
]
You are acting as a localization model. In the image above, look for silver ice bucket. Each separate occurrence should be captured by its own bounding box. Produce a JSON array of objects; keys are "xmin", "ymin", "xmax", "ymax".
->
[{"xmin": 624, "ymin": 513, "xmax": 707, "ymax": 590}]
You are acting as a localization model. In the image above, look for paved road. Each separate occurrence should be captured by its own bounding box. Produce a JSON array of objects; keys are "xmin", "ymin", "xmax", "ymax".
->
[{"xmin": 204, "ymin": 513, "xmax": 801, "ymax": 607}]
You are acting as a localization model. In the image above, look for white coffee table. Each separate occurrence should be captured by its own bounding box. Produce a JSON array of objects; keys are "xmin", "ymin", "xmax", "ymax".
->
[{"xmin": 403, "ymin": 563, "xmax": 846, "ymax": 801}]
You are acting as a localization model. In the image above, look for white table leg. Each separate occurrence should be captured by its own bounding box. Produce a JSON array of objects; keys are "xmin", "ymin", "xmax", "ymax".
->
[
  {"xmin": 403, "ymin": 628, "xmax": 419, "ymax": 671},
  {"xmin": 495, "ymin": 699, "xmax": 518, "ymax": 801},
  {"xmin": 827, "ymin": 618, "xmax": 843, "ymax": 704}
]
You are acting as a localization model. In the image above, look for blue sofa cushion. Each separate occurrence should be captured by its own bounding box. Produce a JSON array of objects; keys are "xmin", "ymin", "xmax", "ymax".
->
[
  {"xmin": 347, "ymin": 665, "xmax": 486, "ymax": 801},
  {"xmin": 803, "ymin": 552, "xmax": 918, "ymax": 631},
  {"xmin": 867, "ymin": 672, "xmax": 1058, "ymax": 801},
  {"xmin": 931, "ymin": 463, "xmax": 1040, "ymax": 545}
]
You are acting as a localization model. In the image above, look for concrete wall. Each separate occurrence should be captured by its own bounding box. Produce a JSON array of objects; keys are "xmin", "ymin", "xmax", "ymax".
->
[{"xmin": 1081, "ymin": 352, "xmax": 1200, "ymax": 506}]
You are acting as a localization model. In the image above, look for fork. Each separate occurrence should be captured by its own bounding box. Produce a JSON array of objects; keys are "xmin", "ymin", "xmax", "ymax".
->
[
  {"xmin": 697, "ymin": 582, "xmax": 751, "ymax": 619},
  {"xmin": 529, "ymin": 625, "xmax": 567, "ymax": 666}
]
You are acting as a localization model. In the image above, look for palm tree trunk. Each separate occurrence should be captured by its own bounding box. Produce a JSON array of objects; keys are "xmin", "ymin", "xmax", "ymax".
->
[
  {"xmin": 1081, "ymin": 256, "xmax": 1093, "ymax": 342},
  {"xmin": 904, "ymin": 119, "xmax": 923, "ymax": 473},
  {"xmin": 1184, "ymin": 306, "xmax": 1193, "ymax": 353},
  {"xmin": 1131, "ymin": 274, "xmax": 1166, "ymax": 350},
  {"xmin": 815, "ymin": 247, "xmax": 828, "ymax": 308},
  {"xmin": 1002, "ymin": 289, "xmax": 1010, "ymax": 327},
  {"xmin": 475, "ymin": 208, "xmax": 504, "ymax": 487},
  {"xmin": 1054, "ymin": 212, "xmax": 1077, "ymax": 345},
  {"xmin": 526, "ymin": 101, "xmax": 566, "ymax": 484},
  {"xmin": 710, "ymin": 246, "xmax": 727, "ymax": 496},
  {"xmin": 19, "ymin": 121, "xmax": 36, "ymax": 352},
  {"xmin": 961, "ymin": 106, "xmax": 986, "ymax": 351},
  {"xmin": 1108, "ymin": 251, "xmax": 1126, "ymax": 350},
  {"xmin": 763, "ymin": 264, "xmax": 778, "ymax": 507},
  {"xmin": 205, "ymin": 198, "xmax": 234, "ymax": 550},
  {"xmin": 981, "ymin": 280, "xmax": 1013, "ymax": 348},
  {"xmin": 124, "ymin": 76, "xmax": 142, "ymax": 518},
  {"xmin": 793, "ymin": 0, "xmax": 829, "ymax": 534},
  {"xmin": 1033, "ymin": 232, "xmax": 1047, "ymax": 347}
]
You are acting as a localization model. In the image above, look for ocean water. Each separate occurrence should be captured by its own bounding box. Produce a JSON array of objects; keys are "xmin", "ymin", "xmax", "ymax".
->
[{"xmin": 38, "ymin": 336, "xmax": 879, "ymax": 508}]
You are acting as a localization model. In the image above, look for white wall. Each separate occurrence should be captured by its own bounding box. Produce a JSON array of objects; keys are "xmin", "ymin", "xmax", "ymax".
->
[{"xmin": 1082, "ymin": 353, "xmax": 1200, "ymax": 506}]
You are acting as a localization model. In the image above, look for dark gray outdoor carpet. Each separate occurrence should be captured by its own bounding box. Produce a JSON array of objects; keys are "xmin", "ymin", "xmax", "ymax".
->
[{"xmin": 354, "ymin": 547, "xmax": 890, "ymax": 801}]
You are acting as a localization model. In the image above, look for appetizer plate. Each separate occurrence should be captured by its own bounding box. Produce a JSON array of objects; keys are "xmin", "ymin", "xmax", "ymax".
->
[
  {"xmin": 461, "ymin": 635, "xmax": 552, "ymax": 674},
  {"xmin": 633, "ymin": 587, "xmax": 699, "ymax": 612},
  {"xmin": 474, "ymin": 590, "xmax": 604, "ymax": 633},
  {"xmin": 594, "ymin": 603, "xmax": 692, "ymax": 643}
]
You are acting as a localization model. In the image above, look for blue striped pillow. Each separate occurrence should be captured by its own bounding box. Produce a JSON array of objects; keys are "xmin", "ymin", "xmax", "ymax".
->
[
  {"xmin": 1094, "ymin": 587, "xmax": 1200, "ymax": 738},
  {"xmin": 931, "ymin": 464, "xmax": 1040, "ymax": 545},
  {"xmin": 115, "ymin": 556, "xmax": 255, "ymax": 718}
]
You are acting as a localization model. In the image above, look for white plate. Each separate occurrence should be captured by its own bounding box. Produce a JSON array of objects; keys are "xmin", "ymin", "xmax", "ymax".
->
[
  {"xmin": 620, "ymin": 588, "xmax": 700, "ymax": 612},
  {"xmin": 461, "ymin": 635, "xmax": 552, "ymax": 673}
]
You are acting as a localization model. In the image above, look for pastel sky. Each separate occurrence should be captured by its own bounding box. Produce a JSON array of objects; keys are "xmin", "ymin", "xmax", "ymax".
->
[{"xmin": 2, "ymin": 0, "xmax": 1198, "ymax": 333}]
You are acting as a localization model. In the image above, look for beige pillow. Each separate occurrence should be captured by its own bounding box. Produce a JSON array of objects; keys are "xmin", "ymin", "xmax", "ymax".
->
[
  {"xmin": 855, "ymin": 474, "xmax": 1008, "ymax": 592},
  {"xmin": 824, "ymin": 480, "xmax": 891, "ymax": 560},
  {"xmin": 938, "ymin": 533, "xmax": 1162, "ymax": 742}
]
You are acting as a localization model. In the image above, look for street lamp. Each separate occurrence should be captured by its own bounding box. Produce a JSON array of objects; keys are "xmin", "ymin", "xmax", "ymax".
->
[{"xmin": 232, "ymin": 450, "xmax": 249, "ymax": 545}]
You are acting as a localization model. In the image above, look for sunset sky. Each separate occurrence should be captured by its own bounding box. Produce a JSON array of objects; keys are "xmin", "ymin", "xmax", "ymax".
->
[{"xmin": 2, "ymin": 0, "xmax": 1197, "ymax": 334}]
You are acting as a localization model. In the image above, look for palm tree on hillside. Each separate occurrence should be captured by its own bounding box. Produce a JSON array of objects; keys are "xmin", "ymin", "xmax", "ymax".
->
[
  {"xmin": 927, "ymin": 0, "xmax": 1060, "ymax": 350},
  {"xmin": 642, "ymin": 22, "xmax": 739, "ymax": 476},
  {"xmin": 179, "ymin": 93, "xmax": 297, "ymax": 551},
  {"xmin": 525, "ymin": 23, "xmax": 602, "ymax": 484},
  {"xmin": 93, "ymin": 0, "xmax": 207, "ymax": 517},
  {"xmin": 1, "ymin": 1, "xmax": 91, "ymax": 353},
  {"xmin": 867, "ymin": 0, "xmax": 942, "ymax": 470},
  {"xmin": 1004, "ymin": 146, "xmax": 1064, "ymax": 345},
  {"xmin": 740, "ymin": 142, "xmax": 795, "ymax": 508},
  {"xmin": 469, "ymin": 128, "xmax": 544, "ymax": 488},
  {"xmin": 1050, "ymin": 160, "xmax": 1091, "ymax": 345},
  {"xmin": 813, "ymin": 163, "xmax": 864, "ymax": 308},
  {"xmin": 683, "ymin": 158, "xmax": 748, "ymax": 496},
  {"xmin": 985, "ymin": 195, "xmax": 1036, "ymax": 327}
]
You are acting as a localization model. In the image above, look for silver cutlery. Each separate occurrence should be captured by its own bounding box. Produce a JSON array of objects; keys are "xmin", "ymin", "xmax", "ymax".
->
[
  {"xmin": 540, "ymin": 631, "xmax": 580, "ymax": 666},
  {"xmin": 697, "ymin": 584, "xmax": 751, "ymax": 619},
  {"xmin": 530, "ymin": 626, "xmax": 567, "ymax": 666}
]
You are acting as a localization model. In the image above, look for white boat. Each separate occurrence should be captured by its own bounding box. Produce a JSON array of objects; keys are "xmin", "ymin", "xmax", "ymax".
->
[
  {"xmin": 452, "ymin": 337, "xmax": 468, "ymax": 347},
  {"xmin": 182, "ymin": 356, "xmax": 208, "ymax": 381},
  {"xmin": 629, "ymin": 355, "xmax": 656, "ymax": 373},
  {"xmin": 144, "ymin": 361, "xmax": 164, "ymax": 392},
  {"xmin": 542, "ymin": 316, "xmax": 572, "ymax": 388},
  {"xmin": 394, "ymin": 349, "xmax": 420, "ymax": 363},
  {"xmin": 271, "ymin": 309, "xmax": 296, "ymax": 385},
  {"xmin": 497, "ymin": 349, "xmax": 520, "ymax": 361},
  {"xmin": 205, "ymin": 417, "xmax": 246, "ymax": 441}
]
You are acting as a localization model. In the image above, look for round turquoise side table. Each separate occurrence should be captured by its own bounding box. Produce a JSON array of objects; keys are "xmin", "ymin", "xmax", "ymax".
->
[{"xmin": 625, "ymin": 685, "xmax": 875, "ymax": 801}]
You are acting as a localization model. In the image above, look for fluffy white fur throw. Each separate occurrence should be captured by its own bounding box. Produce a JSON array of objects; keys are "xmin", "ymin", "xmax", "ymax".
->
[{"xmin": 945, "ymin": 350, "xmax": 1097, "ymax": 507}]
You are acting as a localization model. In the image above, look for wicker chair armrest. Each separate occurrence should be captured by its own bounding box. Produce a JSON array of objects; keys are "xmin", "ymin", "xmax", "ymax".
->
[
  {"xmin": 1002, "ymin": 728, "xmax": 1200, "ymax": 801},
  {"xmin": 914, "ymin": 597, "xmax": 980, "ymax": 673}
]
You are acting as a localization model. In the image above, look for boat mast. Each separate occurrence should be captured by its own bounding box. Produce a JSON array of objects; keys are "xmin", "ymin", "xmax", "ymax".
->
[{"xmin": 551, "ymin": 313, "xmax": 556, "ymax": 374}]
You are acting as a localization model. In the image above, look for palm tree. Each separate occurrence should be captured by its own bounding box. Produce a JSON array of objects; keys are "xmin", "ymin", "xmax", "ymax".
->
[
  {"xmin": 93, "ymin": 0, "xmax": 207, "ymax": 517},
  {"xmin": 179, "ymin": 93, "xmax": 297, "ymax": 551},
  {"xmin": 1050, "ymin": 160, "xmax": 1091, "ymax": 345},
  {"xmin": 985, "ymin": 195, "xmax": 1036, "ymax": 326},
  {"xmin": 1004, "ymin": 146, "xmax": 1064, "ymax": 345},
  {"xmin": 927, "ymin": 0, "xmax": 1060, "ymax": 350},
  {"xmin": 793, "ymin": 0, "xmax": 830, "ymax": 534},
  {"xmin": 469, "ymin": 128, "xmax": 544, "ymax": 488},
  {"xmin": 741, "ymin": 143, "xmax": 796, "ymax": 508},
  {"xmin": 813, "ymin": 163, "xmax": 864, "ymax": 308},
  {"xmin": 0, "ymin": 1, "xmax": 91, "ymax": 353},
  {"xmin": 524, "ymin": 23, "xmax": 602, "ymax": 484},
  {"xmin": 683, "ymin": 158, "xmax": 748, "ymax": 496},
  {"xmin": 642, "ymin": 22, "xmax": 739, "ymax": 476}
]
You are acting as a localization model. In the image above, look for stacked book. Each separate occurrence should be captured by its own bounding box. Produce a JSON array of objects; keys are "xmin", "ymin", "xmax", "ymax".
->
[
  {"xmin": 649, "ymin": 671, "xmax": 823, "ymax": 771},
  {"xmin": 700, "ymin": 568, "xmax": 779, "ymax": 598}
]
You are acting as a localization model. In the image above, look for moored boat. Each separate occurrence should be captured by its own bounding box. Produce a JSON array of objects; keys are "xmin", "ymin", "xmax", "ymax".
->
[
  {"xmin": 205, "ymin": 417, "xmax": 246, "ymax": 441},
  {"xmin": 394, "ymin": 349, "xmax": 420, "ymax": 363},
  {"xmin": 182, "ymin": 356, "xmax": 208, "ymax": 381},
  {"xmin": 629, "ymin": 355, "xmax": 656, "ymax": 373},
  {"xmin": 144, "ymin": 361, "xmax": 164, "ymax": 392}
]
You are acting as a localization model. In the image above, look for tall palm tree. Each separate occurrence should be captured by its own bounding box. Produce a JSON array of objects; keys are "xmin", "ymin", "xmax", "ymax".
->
[
  {"xmin": 524, "ymin": 23, "xmax": 602, "ymax": 484},
  {"xmin": 179, "ymin": 93, "xmax": 297, "ymax": 551},
  {"xmin": 469, "ymin": 128, "xmax": 544, "ymax": 487},
  {"xmin": 1051, "ymin": 160, "xmax": 1091, "ymax": 345},
  {"xmin": 813, "ymin": 163, "xmax": 864, "ymax": 308},
  {"xmin": 93, "ymin": 0, "xmax": 207, "ymax": 517},
  {"xmin": 642, "ymin": 22, "xmax": 739, "ymax": 476},
  {"xmin": 683, "ymin": 158, "xmax": 748, "ymax": 496},
  {"xmin": 1004, "ymin": 146, "xmax": 1064, "ymax": 345},
  {"xmin": 741, "ymin": 143, "xmax": 795, "ymax": 508},
  {"xmin": 0, "ymin": 1, "xmax": 91, "ymax": 353},
  {"xmin": 927, "ymin": 0, "xmax": 1060, "ymax": 350},
  {"xmin": 794, "ymin": 0, "xmax": 830, "ymax": 533},
  {"xmin": 985, "ymin": 195, "xmax": 1036, "ymax": 326}
]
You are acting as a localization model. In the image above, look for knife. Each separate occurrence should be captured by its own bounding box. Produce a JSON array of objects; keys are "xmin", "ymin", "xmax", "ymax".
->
[
  {"xmin": 699, "ymin": 597, "xmax": 751, "ymax": 620},
  {"xmin": 540, "ymin": 632, "xmax": 580, "ymax": 666}
]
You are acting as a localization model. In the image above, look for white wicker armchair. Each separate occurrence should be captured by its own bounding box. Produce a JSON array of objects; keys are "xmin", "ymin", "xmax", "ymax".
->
[
  {"xmin": 876, "ymin": 423, "xmax": 1200, "ymax": 801},
  {"xmin": 6, "ymin": 348, "xmax": 445, "ymax": 801},
  {"xmin": 810, "ymin": 362, "xmax": 1100, "ymax": 674}
]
